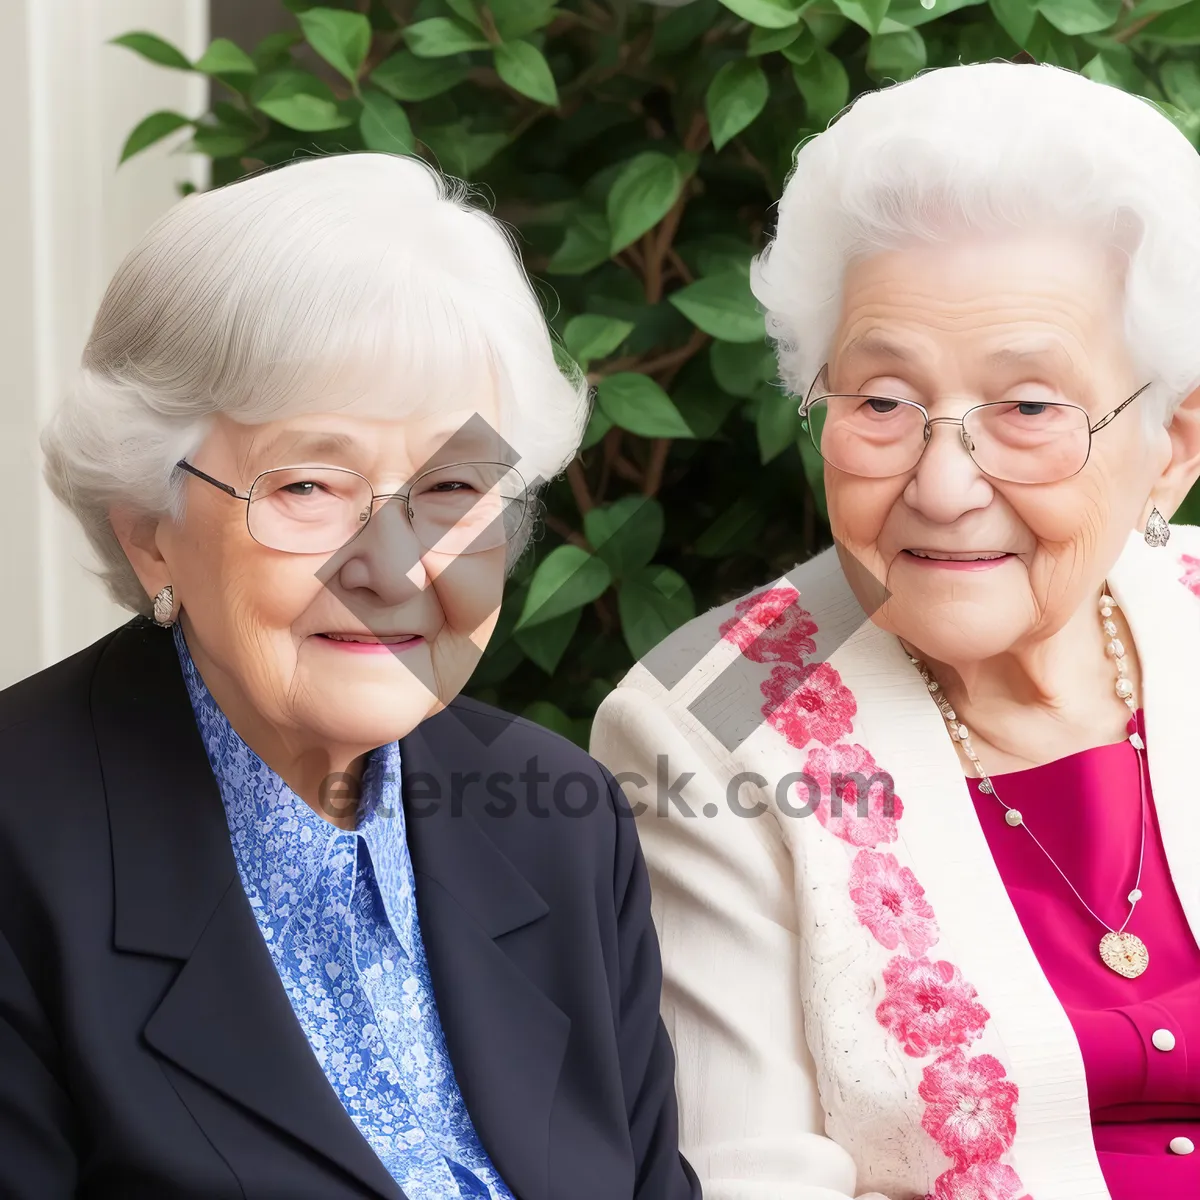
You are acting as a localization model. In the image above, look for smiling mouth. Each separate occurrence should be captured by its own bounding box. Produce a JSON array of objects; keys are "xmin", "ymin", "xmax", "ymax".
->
[
  {"xmin": 904, "ymin": 550, "xmax": 1014, "ymax": 561},
  {"xmin": 315, "ymin": 632, "xmax": 421, "ymax": 644}
]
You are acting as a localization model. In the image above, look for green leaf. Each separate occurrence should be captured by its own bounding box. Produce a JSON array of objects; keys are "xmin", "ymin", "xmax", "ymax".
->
[
  {"xmin": 1081, "ymin": 49, "xmax": 1143, "ymax": 89},
  {"xmin": 252, "ymin": 31, "xmax": 303, "ymax": 72},
  {"xmin": 563, "ymin": 314, "xmax": 635, "ymax": 368},
  {"xmin": 654, "ymin": 0, "xmax": 721, "ymax": 55},
  {"xmin": 1127, "ymin": 0, "xmax": 1192, "ymax": 16},
  {"xmin": 755, "ymin": 386, "xmax": 799, "ymax": 463},
  {"xmin": 1037, "ymin": 0, "xmax": 1121, "ymax": 34},
  {"xmin": 693, "ymin": 498, "xmax": 767, "ymax": 557},
  {"xmin": 596, "ymin": 374, "xmax": 695, "ymax": 438},
  {"xmin": 780, "ymin": 25, "xmax": 819, "ymax": 62},
  {"xmin": 372, "ymin": 51, "xmax": 468, "ymax": 100},
  {"xmin": 706, "ymin": 60, "xmax": 770, "ymax": 150},
  {"xmin": 494, "ymin": 40, "xmax": 559, "ymax": 106},
  {"xmin": 420, "ymin": 125, "xmax": 509, "ymax": 175},
  {"xmin": 359, "ymin": 89, "xmax": 415, "ymax": 152},
  {"xmin": 866, "ymin": 27, "xmax": 927, "ymax": 79},
  {"xmin": 547, "ymin": 213, "xmax": 611, "ymax": 275},
  {"xmin": 252, "ymin": 70, "xmax": 353, "ymax": 131},
  {"xmin": 519, "ymin": 697, "xmax": 583, "ymax": 740},
  {"xmin": 189, "ymin": 114, "xmax": 261, "ymax": 158},
  {"xmin": 717, "ymin": 0, "xmax": 804, "ymax": 28},
  {"xmin": 445, "ymin": 0, "xmax": 486, "ymax": 28},
  {"xmin": 1161, "ymin": 59, "xmax": 1200, "ymax": 110},
  {"xmin": 1142, "ymin": 0, "xmax": 1200, "ymax": 40},
  {"xmin": 489, "ymin": 0, "xmax": 559, "ymax": 39},
  {"xmin": 677, "ymin": 384, "xmax": 742, "ymax": 438},
  {"xmin": 833, "ymin": 0, "xmax": 891, "ymax": 34},
  {"xmin": 606, "ymin": 152, "xmax": 684, "ymax": 254},
  {"xmin": 119, "ymin": 110, "xmax": 192, "ymax": 163},
  {"xmin": 988, "ymin": 0, "xmax": 1038, "ymax": 42},
  {"xmin": 748, "ymin": 24, "xmax": 803, "ymax": 52},
  {"xmin": 617, "ymin": 566, "xmax": 695, "ymax": 659},
  {"xmin": 710, "ymin": 340, "xmax": 775, "ymax": 398},
  {"xmin": 885, "ymin": 0, "xmax": 986, "ymax": 25},
  {"xmin": 110, "ymin": 32, "xmax": 192, "ymax": 70},
  {"xmin": 194, "ymin": 38, "xmax": 257, "ymax": 77},
  {"xmin": 1150, "ymin": 98, "xmax": 1200, "ymax": 144},
  {"xmin": 791, "ymin": 47, "xmax": 850, "ymax": 128},
  {"xmin": 298, "ymin": 7, "xmax": 372, "ymax": 83},
  {"xmin": 515, "ymin": 545, "xmax": 613, "ymax": 630},
  {"xmin": 404, "ymin": 17, "xmax": 491, "ymax": 56},
  {"xmin": 669, "ymin": 273, "xmax": 765, "ymax": 343},
  {"xmin": 584, "ymin": 496, "xmax": 665, "ymax": 576},
  {"xmin": 514, "ymin": 610, "xmax": 582, "ymax": 674},
  {"xmin": 580, "ymin": 407, "xmax": 614, "ymax": 449}
]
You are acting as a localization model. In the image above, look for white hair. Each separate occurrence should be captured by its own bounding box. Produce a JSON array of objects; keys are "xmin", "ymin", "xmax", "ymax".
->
[
  {"xmin": 42, "ymin": 152, "xmax": 590, "ymax": 614},
  {"xmin": 751, "ymin": 62, "xmax": 1200, "ymax": 427}
]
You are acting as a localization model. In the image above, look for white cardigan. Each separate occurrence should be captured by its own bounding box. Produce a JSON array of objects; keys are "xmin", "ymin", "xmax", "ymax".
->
[{"xmin": 590, "ymin": 526, "xmax": 1200, "ymax": 1200}]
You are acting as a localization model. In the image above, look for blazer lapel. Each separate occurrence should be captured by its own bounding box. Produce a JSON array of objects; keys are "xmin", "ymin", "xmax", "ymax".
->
[
  {"xmin": 401, "ymin": 709, "xmax": 571, "ymax": 1200},
  {"xmin": 94, "ymin": 620, "xmax": 404, "ymax": 1200}
]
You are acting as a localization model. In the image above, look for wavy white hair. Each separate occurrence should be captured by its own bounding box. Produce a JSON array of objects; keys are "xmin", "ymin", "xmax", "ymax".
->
[
  {"xmin": 42, "ymin": 152, "xmax": 590, "ymax": 614},
  {"xmin": 751, "ymin": 62, "xmax": 1200, "ymax": 427}
]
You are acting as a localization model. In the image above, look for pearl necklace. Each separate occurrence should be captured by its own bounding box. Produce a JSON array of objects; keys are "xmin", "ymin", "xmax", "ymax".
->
[{"xmin": 909, "ymin": 588, "xmax": 1151, "ymax": 979}]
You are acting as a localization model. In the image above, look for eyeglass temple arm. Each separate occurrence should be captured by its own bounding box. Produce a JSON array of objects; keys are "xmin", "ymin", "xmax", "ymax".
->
[
  {"xmin": 1090, "ymin": 383, "xmax": 1152, "ymax": 434},
  {"xmin": 800, "ymin": 363, "xmax": 831, "ymax": 412},
  {"xmin": 175, "ymin": 460, "xmax": 250, "ymax": 501}
]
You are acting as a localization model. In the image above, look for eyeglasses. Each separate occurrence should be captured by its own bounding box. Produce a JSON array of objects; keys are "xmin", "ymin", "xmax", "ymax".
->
[
  {"xmin": 175, "ymin": 460, "xmax": 530, "ymax": 556},
  {"xmin": 798, "ymin": 368, "xmax": 1152, "ymax": 484}
]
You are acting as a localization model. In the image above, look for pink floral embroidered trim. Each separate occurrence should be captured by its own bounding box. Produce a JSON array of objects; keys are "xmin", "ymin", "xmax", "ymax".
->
[
  {"xmin": 720, "ymin": 586, "xmax": 1033, "ymax": 1200},
  {"xmin": 1178, "ymin": 553, "xmax": 1200, "ymax": 597}
]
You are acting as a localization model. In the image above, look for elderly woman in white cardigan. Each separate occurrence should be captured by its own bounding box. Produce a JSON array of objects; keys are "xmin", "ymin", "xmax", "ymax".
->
[{"xmin": 591, "ymin": 63, "xmax": 1200, "ymax": 1200}]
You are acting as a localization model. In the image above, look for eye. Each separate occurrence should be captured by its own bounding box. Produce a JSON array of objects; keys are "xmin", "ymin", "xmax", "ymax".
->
[
  {"xmin": 865, "ymin": 397, "xmax": 901, "ymax": 414},
  {"xmin": 281, "ymin": 480, "xmax": 327, "ymax": 497},
  {"xmin": 1015, "ymin": 402, "xmax": 1048, "ymax": 417}
]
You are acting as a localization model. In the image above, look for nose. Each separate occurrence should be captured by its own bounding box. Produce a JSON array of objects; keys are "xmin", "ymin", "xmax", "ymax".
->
[
  {"xmin": 903, "ymin": 419, "xmax": 995, "ymax": 524},
  {"xmin": 329, "ymin": 495, "xmax": 428, "ymax": 602}
]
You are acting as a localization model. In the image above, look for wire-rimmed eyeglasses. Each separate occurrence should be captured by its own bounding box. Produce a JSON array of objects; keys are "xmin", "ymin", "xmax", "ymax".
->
[
  {"xmin": 798, "ymin": 366, "xmax": 1152, "ymax": 484},
  {"xmin": 175, "ymin": 459, "xmax": 530, "ymax": 556}
]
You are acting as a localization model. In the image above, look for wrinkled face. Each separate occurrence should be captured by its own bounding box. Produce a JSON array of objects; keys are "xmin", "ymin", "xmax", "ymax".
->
[
  {"xmin": 156, "ymin": 381, "xmax": 512, "ymax": 755},
  {"xmin": 823, "ymin": 230, "xmax": 1171, "ymax": 667}
]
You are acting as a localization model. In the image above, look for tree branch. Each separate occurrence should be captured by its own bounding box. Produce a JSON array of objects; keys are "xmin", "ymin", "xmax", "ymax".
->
[
  {"xmin": 642, "ymin": 438, "xmax": 672, "ymax": 496},
  {"xmin": 566, "ymin": 458, "xmax": 596, "ymax": 514},
  {"xmin": 544, "ymin": 512, "xmax": 592, "ymax": 551}
]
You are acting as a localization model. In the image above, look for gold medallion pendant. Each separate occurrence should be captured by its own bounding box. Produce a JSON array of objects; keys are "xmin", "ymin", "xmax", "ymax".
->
[{"xmin": 1099, "ymin": 931, "xmax": 1149, "ymax": 978}]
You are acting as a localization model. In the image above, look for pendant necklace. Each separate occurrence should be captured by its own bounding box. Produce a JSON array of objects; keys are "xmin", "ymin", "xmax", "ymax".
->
[{"xmin": 909, "ymin": 587, "xmax": 1151, "ymax": 979}]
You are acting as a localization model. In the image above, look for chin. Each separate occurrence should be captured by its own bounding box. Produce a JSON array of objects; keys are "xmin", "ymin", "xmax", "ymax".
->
[{"xmin": 296, "ymin": 679, "xmax": 442, "ymax": 750}]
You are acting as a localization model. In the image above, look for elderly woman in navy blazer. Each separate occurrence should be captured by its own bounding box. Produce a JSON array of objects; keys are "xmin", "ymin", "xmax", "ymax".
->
[{"xmin": 0, "ymin": 152, "xmax": 699, "ymax": 1200}]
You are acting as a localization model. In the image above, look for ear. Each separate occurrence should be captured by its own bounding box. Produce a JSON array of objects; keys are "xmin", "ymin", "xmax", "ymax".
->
[
  {"xmin": 108, "ymin": 506, "xmax": 171, "ymax": 605},
  {"xmin": 1148, "ymin": 384, "xmax": 1200, "ymax": 522}
]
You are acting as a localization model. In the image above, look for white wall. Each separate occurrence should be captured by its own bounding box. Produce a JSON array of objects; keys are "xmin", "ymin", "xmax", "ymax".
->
[{"xmin": 0, "ymin": 0, "xmax": 209, "ymax": 689}]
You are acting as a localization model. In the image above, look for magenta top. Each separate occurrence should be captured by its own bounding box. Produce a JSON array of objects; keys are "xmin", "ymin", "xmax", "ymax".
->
[{"xmin": 966, "ymin": 710, "xmax": 1200, "ymax": 1198}]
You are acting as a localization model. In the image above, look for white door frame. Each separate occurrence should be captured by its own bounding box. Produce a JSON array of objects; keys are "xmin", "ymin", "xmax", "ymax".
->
[{"xmin": 0, "ymin": 0, "xmax": 209, "ymax": 688}]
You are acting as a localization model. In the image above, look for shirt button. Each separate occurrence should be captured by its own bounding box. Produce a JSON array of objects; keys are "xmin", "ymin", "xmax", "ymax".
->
[
  {"xmin": 1152, "ymin": 1028, "xmax": 1177, "ymax": 1052},
  {"xmin": 1169, "ymin": 1136, "xmax": 1194, "ymax": 1155}
]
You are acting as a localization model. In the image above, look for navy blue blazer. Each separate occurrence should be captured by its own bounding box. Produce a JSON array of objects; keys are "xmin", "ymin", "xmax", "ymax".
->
[{"xmin": 0, "ymin": 618, "xmax": 700, "ymax": 1200}]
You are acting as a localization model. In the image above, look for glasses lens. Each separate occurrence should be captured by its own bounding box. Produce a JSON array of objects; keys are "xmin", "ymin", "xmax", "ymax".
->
[
  {"xmin": 409, "ymin": 462, "xmax": 528, "ymax": 555},
  {"xmin": 964, "ymin": 402, "xmax": 1090, "ymax": 483},
  {"xmin": 248, "ymin": 467, "xmax": 373, "ymax": 553},
  {"xmin": 804, "ymin": 395, "xmax": 928, "ymax": 478}
]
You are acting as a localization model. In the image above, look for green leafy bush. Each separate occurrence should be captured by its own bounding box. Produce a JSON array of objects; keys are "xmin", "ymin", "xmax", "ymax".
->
[{"xmin": 117, "ymin": 0, "xmax": 1200, "ymax": 744}]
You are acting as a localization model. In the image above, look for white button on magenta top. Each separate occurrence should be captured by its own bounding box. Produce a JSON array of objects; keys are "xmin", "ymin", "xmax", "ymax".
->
[
  {"xmin": 1168, "ymin": 1136, "xmax": 1194, "ymax": 1155},
  {"xmin": 1152, "ymin": 1028, "xmax": 1177, "ymax": 1052}
]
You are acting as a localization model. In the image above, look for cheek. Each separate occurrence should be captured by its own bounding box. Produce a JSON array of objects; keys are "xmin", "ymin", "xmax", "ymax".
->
[
  {"xmin": 827, "ymin": 475, "xmax": 905, "ymax": 556},
  {"xmin": 427, "ymin": 551, "xmax": 506, "ymax": 640}
]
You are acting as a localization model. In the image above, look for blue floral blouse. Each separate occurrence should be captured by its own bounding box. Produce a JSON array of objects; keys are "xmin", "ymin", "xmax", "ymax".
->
[{"xmin": 174, "ymin": 626, "xmax": 514, "ymax": 1200}]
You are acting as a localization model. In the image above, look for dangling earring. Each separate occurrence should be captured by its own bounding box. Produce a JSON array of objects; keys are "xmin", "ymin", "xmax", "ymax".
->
[
  {"xmin": 152, "ymin": 584, "xmax": 176, "ymax": 627},
  {"xmin": 1144, "ymin": 507, "xmax": 1170, "ymax": 548}
]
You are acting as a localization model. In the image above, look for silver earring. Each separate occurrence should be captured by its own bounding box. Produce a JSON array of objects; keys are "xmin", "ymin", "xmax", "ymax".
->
[
  {"xmin": 152, "ymin": 584, "xmax": 176, "ymax": 627},
  {"xmin": 1144, "ymin": 507, "xmax": 1170, "ymax": 548}
]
